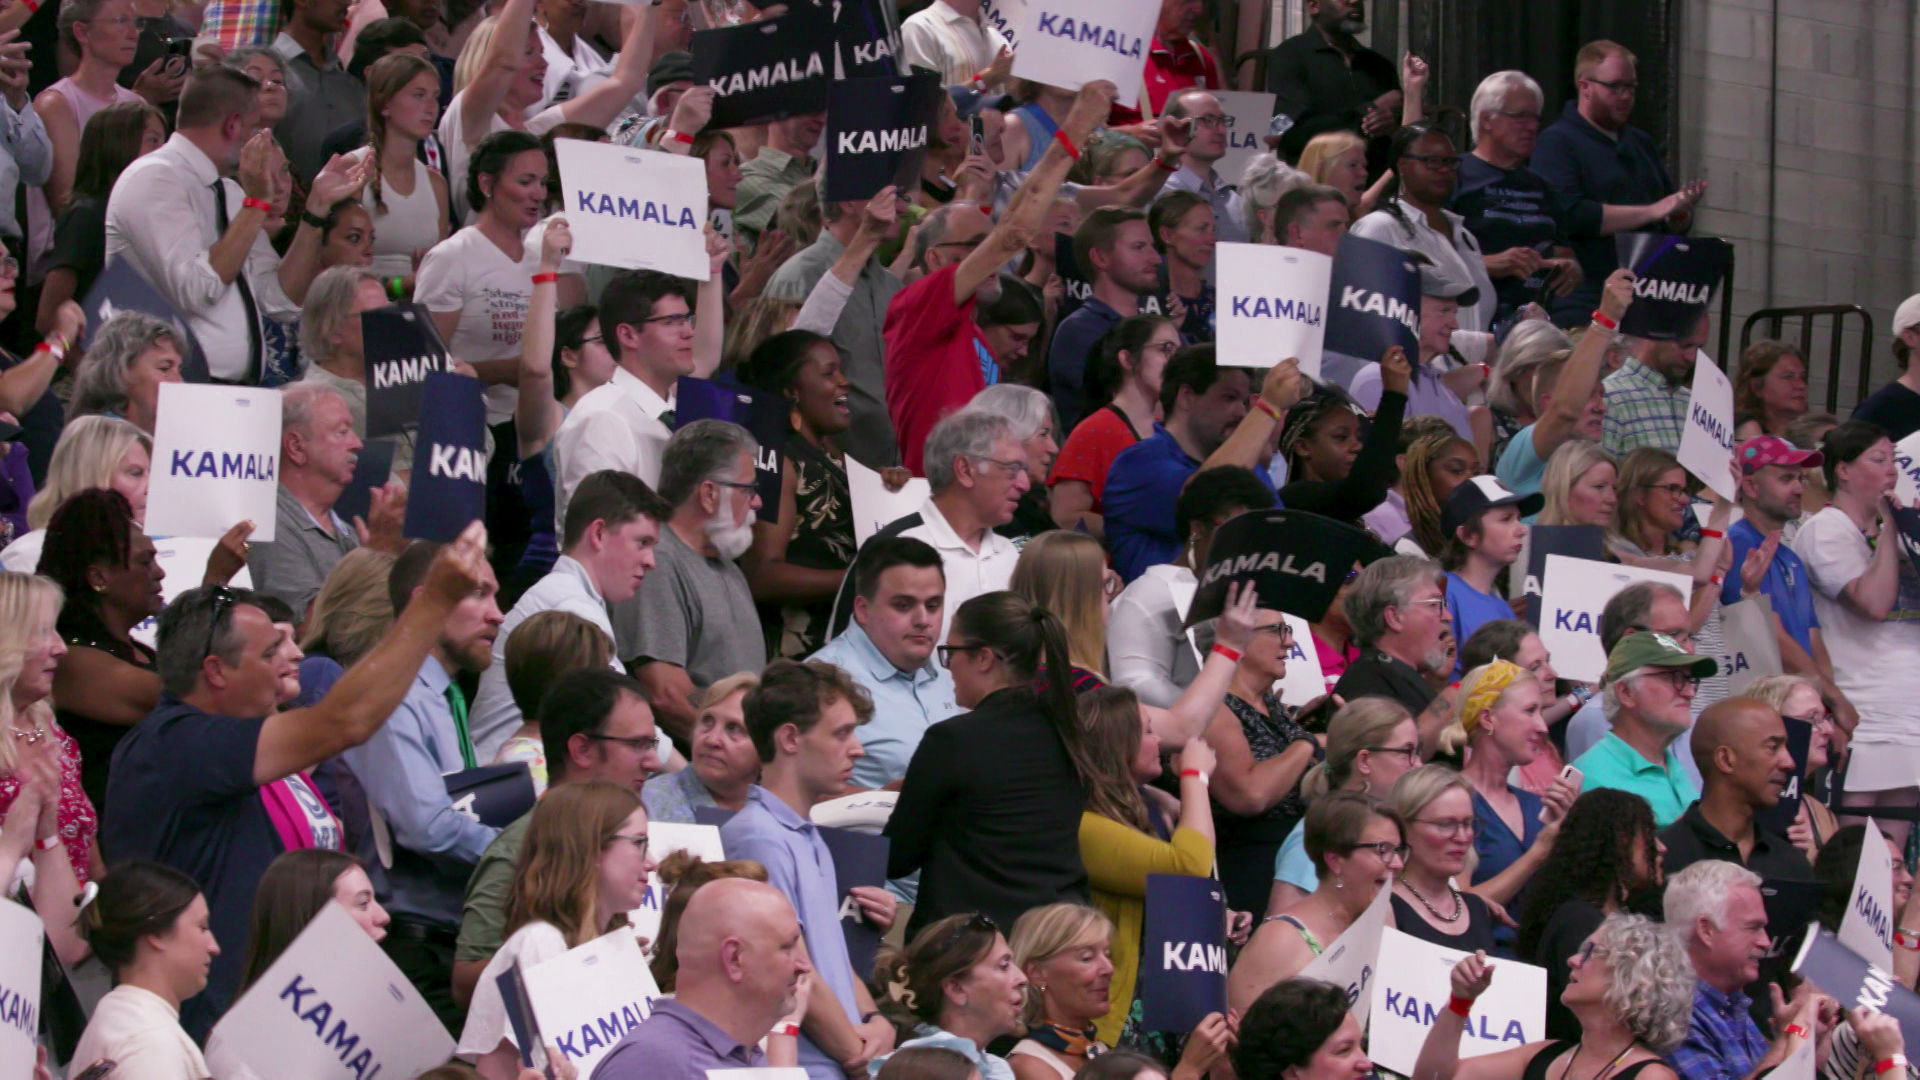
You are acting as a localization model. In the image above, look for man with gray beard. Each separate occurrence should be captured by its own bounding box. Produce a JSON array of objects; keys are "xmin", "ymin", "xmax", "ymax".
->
[
  {"xmin": 617, "ymin": 419, "xmax": 769, "ymax": 744},
  {"xmin": 1332, "ymin": 555, "xmax": 1454, "ymax": 750}
]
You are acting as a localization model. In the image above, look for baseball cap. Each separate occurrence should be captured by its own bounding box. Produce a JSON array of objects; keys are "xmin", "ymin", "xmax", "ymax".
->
[
  {"xmin": 1603, "ymin": 631, "xmax": 1719, "ymax": 684},
  {"xmin": 648, "ymin": 52, "xmax": 696, "ymax": 99},
  {"xmin": 1896, "ymin": 293, "xmax": 1920, "ymax": 338},
  {"xmin": 1440, "ymin": 476, "xmax": 1545, "ymax": 538},
  {"xmin": 1736, "ymin": 434, "xmax": 1822, "ymax": 476}
]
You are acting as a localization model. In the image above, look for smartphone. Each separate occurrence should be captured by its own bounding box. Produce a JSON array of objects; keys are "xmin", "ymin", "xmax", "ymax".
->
[
  {"xmin": 74, "ymin": 1063, "xmax": 118, "ymax": 1080},
  {"xmin": 1559, "ymin": 764, "xmax": 1584, "ymax": 788},
  {"xmin": 969, "ymin": 114, "xmax": 986, "ymax": 156},
  {"xmin": 164, "ymin": 36, "xmax": 192, "ymax": 73}
]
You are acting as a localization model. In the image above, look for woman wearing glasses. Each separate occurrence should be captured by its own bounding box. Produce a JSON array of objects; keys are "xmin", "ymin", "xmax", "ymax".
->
[
  {"xmin": 1229, "ymin": 791, "xmax": 1407, "ymax": 1014},
  {"xmin": 872, "ymin": 913, "xmax": 1030, "ymax": 1080},
  {"xmin": 1745, "ymin": 674, "xmax": 1841, "ymax": 862},
  {"xmin": 1347, "ymin": 123, "xmax": 1499, "ymax": 333},
  {"xmin": 1049, "ymin": 315, "xmax": 1179, "ymax": 539},
  {"xmin": 1416, "ymin": 914, "xmax": 1691, "ymax": 1080},
  {"xmin": 1387, "ymin": 765, "xmax": 1495, "ymax": 951},
  {"xmin": 457, "ymin": 780, "xmax": 656, "ymax": 1077},
  {"xmin": 1270, "ymin": 698, "xmax": 1421, "ymax": 910}
]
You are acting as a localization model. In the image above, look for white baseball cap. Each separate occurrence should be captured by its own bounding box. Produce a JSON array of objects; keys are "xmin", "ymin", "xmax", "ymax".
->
[{"xmin": 1896, "ymin": 293, "xmax": 1920, "ymax": 338}]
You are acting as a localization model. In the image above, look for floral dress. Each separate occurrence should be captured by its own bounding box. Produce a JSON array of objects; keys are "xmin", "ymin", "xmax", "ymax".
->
[
  {"xmin": 0, "ymin": 724, "xmax": 98, "ymax": 883},
  {"xmin": 766, "ymin": 435, "xmax": 856, "ymax": 659},
  {"xmin": 1215, "ymin": 691, "xmax": 1319, "ymax": 913}
]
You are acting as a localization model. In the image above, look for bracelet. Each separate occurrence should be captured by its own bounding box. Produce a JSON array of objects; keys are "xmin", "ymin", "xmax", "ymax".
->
[
  {"xmin": 1054, "ymin": 128, "xmax": 1080, "ymax": 160},
  {"xmin": 1590, "ymin": 309, "xmax": 1619, "ymax": 331},
  {"xmin": 663, "ymin": 128, "xmax": 695, "ymax": 145},
  {"xmin": 1895, "ymin": 928, "xmax": 1920, "ymax": 951},
  {"xmin": 1700, "ymin": 528, "xmax": 1725, "ymax": 539},
  {"xmin": 1255, "ymin": 397, "xmax": 1283, "ymax": 421},
  {"xmin": 33, "ymin": 339, "xmax": 64, "ymax": 364},
  {"xmin": 1154, "ymin": 155, "xmax": 1179, "ymax": 172},
  {"xmin": 771, "ymin": 1022, "xmax": 801, "ymax": 1038},
  {"xmin": 1179, "ymin": 769, "xmax": 1209, "ymax": 786},
  {"xmin": 531, "ymin": 272, "xmax": 560, "ymax": 285},
  {"xmin": 1875, "ymin": 1056, "xmax": 1909, "ymax": 1075},
  {"xmin": 36, "ymin": 833, "xmax": 59, "ymax": 851},
  {"xmin": 299, "ymin": 209, "xmax": 330, "ymax": 230},
  {"xmin": 1447, "ymin": 995, "xmax": 1473, "ymax": 1018},
  {"xmin": 1784, "ymin": 1024, "xmax": 1812, "ymax": 1041},
  {"xmin": 241, "ymin": 196, "xmax": 273, "ymax": 214},
  {"xmin": 1211, "ymin": 643, "xmax": 1242, "ymax": 663}
]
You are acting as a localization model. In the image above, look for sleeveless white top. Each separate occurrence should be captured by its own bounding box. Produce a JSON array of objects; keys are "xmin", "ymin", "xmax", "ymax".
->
[{"xmin": 356, "ymin": 150, "xmax": 445, "ymax": 277}]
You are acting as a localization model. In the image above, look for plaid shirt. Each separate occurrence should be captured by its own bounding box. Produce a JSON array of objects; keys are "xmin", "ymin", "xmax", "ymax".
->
[
  {"xmin": 198, "ymin": 0, "xmax": 279, "ymax": 50},
  {"xmin": 1668, "ymin": 979, "xmax": 1768, "ymax": 1080},
  {"xmin": 1602, "ymin": 355, "xmax": 1691, "ymax": 457}
]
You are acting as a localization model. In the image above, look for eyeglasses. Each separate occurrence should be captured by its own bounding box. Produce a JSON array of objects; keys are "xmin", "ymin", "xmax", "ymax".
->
[
  {"xmin": 1187, "ymin": 115, "xmax": 1228, "ymax": 129},
  {"xmin": 1584, "ymin": 78, "xmax": 1638, "ymax": 94},
  {"xmin": 1397, "ymin": 597, "xmax": 1448, "ymax": 612},
  {"xmin": 1251, "ymin": 622, "xmax": 1296, "ymax": 646},
  {"xmin": 0, "ymin": 256, "xmax": 18, "ymax": 277},
  {"xmin": 1640, "ymin": 669, "xmax": 1703, "ymax": 694},
  {"xmin": 578, "ymin": 334, "xmax": 604, "ymax": 347},
  {"xmin": 1782, "ymin": 712, "xmax": 1833, "ymax": 728},
  {"xmin": 971, "ymin": 455, "xmax": 1030, "ymax": 479},
  {"xmin": 708, "ymin": 478, "xmax": 758, "ymax": 495},
  {"xmin": 608, "ymin": 833, "xmax": 651, "ymax": 858},
  {"xmin": 1575, "ymin": 941, "xmax": 1614, "ymax": 965},
  {"xmin": 1364, "ymin": 744, "xmax": 1421, "ymax": 763},
  {"xmin": 642, "ymin": 312, "xmax": 696, "ymax": 329},
  {"xmin": 585, "ymin": 732, "xmax": 662, "ymax": 755},
  {"xmin": 1413, "ymin": 816, "xmax": 1481, "ymax": 838},
  {"xmin": 933, "ymin": 237, "xmax": 986, "ymax": 253},
  {"xmin": 1640, "ymin": 482, "xmax": 1691, "ymax": 499},
  {"xmin": 936, "ymin": 643, "xmax": 1000, "ymax": 669},
  {"xmin": 1345, "ymin": 841, "xmax": 1410, "ymax": 863},
  {"xmin": 1401, "ymin": 153, "xmax": 1460, "ymax": 170},
  {"xmin": 1143, "ymin": 341, "xmax": 1180, "ymax": 358}
]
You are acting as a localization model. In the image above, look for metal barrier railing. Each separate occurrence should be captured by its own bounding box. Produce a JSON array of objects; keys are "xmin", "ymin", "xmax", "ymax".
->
[{"xmin": 1738, "ymin": 305, "xmax": 1876, "ymax": 413}]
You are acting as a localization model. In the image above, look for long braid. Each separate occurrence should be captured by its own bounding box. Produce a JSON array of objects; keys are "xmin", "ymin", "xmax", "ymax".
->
[
  {"xmin": 363, "ymin": 54, "xmax": 438, "ymax": 219},
  {"xmin": 1403, "ymin": 432, "xmax": 1469, "ymax": 556}
]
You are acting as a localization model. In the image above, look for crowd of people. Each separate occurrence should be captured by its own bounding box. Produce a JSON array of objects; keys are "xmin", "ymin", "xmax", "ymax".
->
[{"xmin": 3, "ymin": 0, "xmax": 1920, "ymax": 1078}]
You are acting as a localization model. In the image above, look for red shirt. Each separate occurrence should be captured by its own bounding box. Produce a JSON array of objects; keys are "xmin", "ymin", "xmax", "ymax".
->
[
  {"xmin": 884, "ymin": 263, "xmax": 996, "ymax": 475},
  {"xmin": 1047, "ymin": 404, "xmax": 1145, "ymax": 510},
  {"xmin": 1108, "ymin": 35, "xmax": 1226, "ymax": 127}
]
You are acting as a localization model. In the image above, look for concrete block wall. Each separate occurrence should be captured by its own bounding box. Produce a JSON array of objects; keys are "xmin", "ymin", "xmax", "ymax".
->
[{"xmin": 1676, "ymin": 0, "xmax": 1919, "ymax": 411}]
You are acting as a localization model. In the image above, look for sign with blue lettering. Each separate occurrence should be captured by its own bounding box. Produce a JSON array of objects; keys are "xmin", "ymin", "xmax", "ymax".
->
[
  {"xmin": 628, "ymin": 821, "xmax": 727, "ymax": 944},
  {"xmin": 554, "ymin": 139, "xmax": 712, "ymax": 280},
  {"xmin": 1186, "ymin": 509, "xmax": 1393, "ymax": 627},
  {"xmin": 1677, "ymin": 352, "xmax": 1737, "ymax": 500},
  {"xmin": 1216, "ymin": 91, "xmax": 1277, "ymax": 193},
  {"xmin": 981, "ymin": 0, "xmax": 1024, "ymax": 48},
  {"xmin": 363, "ymin": 303, "xmax": 452, "ymax": 438},
  {"xmin": 1535, "ymin": 554, "xmax": 1694, "ymax": 682},
  {"xmin": 202, "ymin": 901, "xmax": 453, "ymax": 1080},
  {"xmin": 146, "ymin": 382, "xmax": 283, "ymax": 542},
  {"xmin": 1325, "ymin": 234, "xmax": 1421, "ymax": 364},
  {"xmin": 692, "ymin": 2, "xmax": 834, "ymax": 128},
  {"xmin": 1791, "ymin": 927, "xmax": 1920, "ymax": 1051},
  {"xmin": 1274, "ymin": 612, "xmax": 1328, "ymax": 704},
  {"xmin": 403, "ymin": 372, "xmax": 488, "ymax": 542},
  {"xmin": 1365, "ymin": 927, "xmax": 1546, "ymax": 1075},
  {"xmin": 1839, "ymin": 815, "xmax": 1896, "ymax": 972},
  {"xmin": 0, "ymin": 898, "xmax": 41, "ymax": 1080},
  {"xmin": 1615, "ymin": 234, "xmax": 1730, "ymax": 341},
  {"xmin": 819, "ymin": 826, "xmax": 890, "ymax": 980},
  {"xmin": 444, "ymin": 762, "xmax": 537, "ymax": 829},
  {"xmin": 522, "ymin": 929, "xmax": 661, "ymax": 1078},
  {"xmin": 833, "ymin": 0, "xmax": 901, "ymax": 80},
  {"xmin": 1754, "ymin": 716, "xmax": 1813, "ymax": 837},
  {"xmin": 1216, "ymin": 242, "xmax": 1330, "ymax": 374},
  {"xmin": 82, "ymin": 257, "xmax": 210, "ymax": 383},
  {"xmin": 1296, "ymin": 872, "xmax": 1391, "ymax": 1024},
  {"xmin": 1010, "ymin": 0, "xmax": 1159, "ymax": 109},
  {"xmin": 825, "ymin": 74, "xmax": 942, "ymax": 202},
  {"xmin": 1894, "ymin": 430, "xmax": 1920, "ymax": 505},
  {"xmin": 675, "ymin": 377, "xmax": 786, "ymax": 523},
  {"xmin": 1139, "ymin": 874, "xmax": 1228, "ymax": 1031},
  {"xmin": 1520, "ymin": 524, "xmax": 1606, "ymax": 626}
]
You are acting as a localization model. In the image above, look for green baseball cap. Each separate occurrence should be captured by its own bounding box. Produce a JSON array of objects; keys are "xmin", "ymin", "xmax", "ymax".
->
[{"xmin": 1603, "ymin": 631, "xmax": 1719, "ymax": 684}]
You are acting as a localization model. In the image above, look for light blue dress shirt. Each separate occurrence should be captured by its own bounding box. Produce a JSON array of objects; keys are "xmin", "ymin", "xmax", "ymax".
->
[
  {"xmin": 809, "ymin": 622, "xmax": 960, "ymax": 790},
  {"xmin": 341, "ymin": 657, "xmax": 501, "ymax": 926},
  {"xmin": 0, "ymin": 97, "xmax": 49, "ymax": 242}
]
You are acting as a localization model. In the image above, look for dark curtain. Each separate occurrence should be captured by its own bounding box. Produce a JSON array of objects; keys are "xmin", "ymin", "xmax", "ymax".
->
[{"xmin": 1405, "ymin": 0, "xmax": 1682, "ymax": 164}]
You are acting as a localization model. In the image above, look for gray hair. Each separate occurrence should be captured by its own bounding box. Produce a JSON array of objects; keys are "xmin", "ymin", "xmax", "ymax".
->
[
  {"xmin": 924, "ymin": 410, "xmax": 1013, "ymax": 493},
  {"xmin": 1590, "ymin": 914, "xmax": 1696, "ymax": 1053},
  {"xmin": 1600, "ymin": 668, "xmax": 1658, "ymax": 721},
  {"xmin": 1664, "ymin": 859, "xmax": 1762, "ymax": 944},
  {"xmin": 658, "ymin": 418, "xmax": 758, "ymax": 507},
  {"xmin": 911, "ymin": 201, "xmax": 986, "ymax": 269},
  {"xmin": 70, "ymin": 311, "xmax": 178, "ymax": 422},
  {"xmin": 1487, "ymin": 319, "xmax": 1572, "ymax": 416},
  {"xmin": 282, "ymin": 382, "xmax": 348, "ymax": 442},
  {"xmin": 225, "ymin": 45, "xmax": 287, "ymax": 81},
  {"xmin": 300, "ymin": 265, "xmax": 385, "ymax": 361},
  {"xmin": 1743, "ymin": 674, "xmax": 1821, "ymax": 716},
  {"xmin": 965, "ymin": 384, "xmax": 1054, "ymax": 443},
  {"xmin": 1238, "ymin": 154, "xmax": 1309, "ymax": 241},
  {"xmin": 1469, "ymin": 70, "xmax": 1544, "ymax": 144},
  {"xmin": 1598, "ymin": 580, "xmax": 1688, "ymax": 657},
  {"xmin": 155, "ymin": 584, "xmax": 252, "ymax": 697},
  {"xmin": 1345, "ymin": 555, "xmax": 1446, "ymax": 647}
]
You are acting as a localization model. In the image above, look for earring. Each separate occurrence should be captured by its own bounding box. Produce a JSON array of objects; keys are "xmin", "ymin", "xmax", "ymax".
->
[{"xmin": 1334, "ymin": 878, "xmax": 1345, "ymax": 889}]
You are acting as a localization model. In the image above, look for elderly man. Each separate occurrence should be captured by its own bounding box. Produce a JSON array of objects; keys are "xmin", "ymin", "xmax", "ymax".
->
[
  {"xmin": 1572, "ymin": 630, "xmax": 1719, "ymax": 827},
  {"xmin": 1666, "ymin": 860, "xmax": 1829, "ymax": 1080},
  {"xmin": 1162, "ymin": 89, "xmax": 1248, "ymax": 245},
  {"xmin": 828, "ymin": 410, "xmax": 1023, "ymax": 646},
  {"xmin": 249, "ymin": 382, "xmax": 405, "ymax": 618},
  {"xmin": 614, "ymin": 419, "xmax": 768, "ymax": 744},
  {"xmin": 595, "ymin": 878, "xmax": 814, "ymax": 1079},
  {"xmin": 1662, "ymin": 698, "xmax": 1814, "ymax": 881},
  {"xmin": 1332, "ymin": 555, "xmax": 1452, "ymax": 742},
  {"xmin": 1602, "ymin": 312, "xmax": 1710, "ymax": 457},
  {"xmin": 1452, "ymin": 70, "xmax": 1588, "ymax": 327},
  {"xmin": 296, "ymin": 266, "xmax": 415, "ymax": 475},
  {"xmin": 1566, "ymin": 580, "xmax": 1726, "ymax": 783}
]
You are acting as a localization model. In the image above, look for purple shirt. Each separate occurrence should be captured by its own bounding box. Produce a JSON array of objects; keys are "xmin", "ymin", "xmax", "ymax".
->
[
  {"xmin": 592, "ymin": 999, "xmax": 768, "ymax": 1080},
  {"xmin": 1348, "ymin": 363, "xmax": 1473, "ymax": 444}
]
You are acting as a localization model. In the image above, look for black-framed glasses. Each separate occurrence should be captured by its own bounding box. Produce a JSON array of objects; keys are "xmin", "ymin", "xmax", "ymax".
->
[
  {"xmin": 936, "ymin": 643, "xmax": 999, "ymax": 669},
  {"xmin": 1401, "ymin": 153, "xmax": 1460, "ymax": 170},
  {"xmin": 1365, "ymin": 744, "xmax": 1421, "ymax": 763},
  {"xmin": 1187, "ymin": 115, "xmax": 1228, "ymax": 129},
  {"xmin": 1251, "ymin": 622, "xmax": 1295, "ymax": 646},
  {"xmin": 1641, "ymin": 669, "xmax": 1703, "ymax": 694},
  {"xmin": 1583, "ymin": 77, "xmax": 1638, "ymax": 94},
  {"xmin": 1640, "ymin": 482, "xmax": 1690, "ymax": 499},
  {"xmin": 708, "ymin": 477, "xmax": 759, "ymax": 495},
  {"xmin": 585, "ymin": 732, "xmax": 662, "ymax": 755},
  {"xmin": 1575, "ymin": 940, "xmax": 1614, "ymax": 965},
  {"xmin": 1345, "ymin": 841, "xmax": 1410, "ymax": 862},
  {"xmin": 642, "ymin": 312, "xmax": 695, "ymax": 329},
  {"xmin": 578, "ymin": 334, "xmax": 604, "ymax": 347},
  {"xmin": 932, "ymin": 237, "xmax": 985, "ymax": 253},
  {"xmin": 608, "ymin": 832, "xmax": 651, "ymax": 857}
]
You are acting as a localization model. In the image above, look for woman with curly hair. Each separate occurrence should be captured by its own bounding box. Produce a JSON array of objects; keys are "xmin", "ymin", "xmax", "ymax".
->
[
  {"xmin": 1419, "ymin": 914, "xmax": 1691, "ymax": 1080},
  {"xmin": 1516, "ymin": 788, "xmax": 1665, "ymax": 1041},
  {"xmin": 1233, "ymin": 977, "xmax": 1373, "ymax": 1080}
]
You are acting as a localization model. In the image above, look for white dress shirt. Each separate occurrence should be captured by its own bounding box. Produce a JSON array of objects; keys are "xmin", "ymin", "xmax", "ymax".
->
[
  {"xmin": 467, "ymin": 553, "xmax": 625, "ymax": 760},
  {"xmin": 552, "ymin": 365, "xmax": 674, "ymax": 529},
  {"xmin": 73, "ymin": 985, "xmax": 211, "ymax": 1080},
  {"xmin": 900, "ymin": 0, "xmax": 1008, "ymax": 86},
  {"xmin": 536, "ymin": 25, "xmax": 612, "ymax": 110},
  {"xmin": 1348, "ymin": 197, "xmax": 1499, "ymax": 332}
]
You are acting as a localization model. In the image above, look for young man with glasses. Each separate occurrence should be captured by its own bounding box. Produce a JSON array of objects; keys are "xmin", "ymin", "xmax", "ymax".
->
[
  {"xmin": 1162, "ymin": 88, "xmax": 1249, "ymax": 244},
  {"xmin": 1569, "ymin": 630, "xmax": 1719, "ymax": 827},
  {"xmin": 1659, "ymin": 697, "xmax": 1814, "ymax": 882},
  {"xmin": 1531, "ymin": 39, "xmax": 1708, "ymax": 327}
]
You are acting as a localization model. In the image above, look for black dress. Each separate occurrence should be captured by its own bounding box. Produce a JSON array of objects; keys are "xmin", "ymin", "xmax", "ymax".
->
[
  {"xmin": 1532, "ymin": 900, "xmax": 1607, "ymax": 1042},
  {"xmin": 763, "ymin": 434, "xmax": 854, "ymax": 659},
  {"xmin": 1214, "ymin": 691, "xmax": 1318, "ymax": 913},
  {"xmin": 53, "ymin": 614, "xmax": 156, "ymax": 816},
  {"xmin": 1390, "ymin": 890, "xmax": 1497, "ymax": 953},
  {"xmin": 1521, "ymin": 1041, "xmax": 1666, "ymax": 1080}
]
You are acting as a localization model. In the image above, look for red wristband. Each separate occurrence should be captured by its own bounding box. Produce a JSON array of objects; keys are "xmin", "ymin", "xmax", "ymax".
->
[
  {"xmin": 1255, "ymin": 398, "xmax": 1283, "ymax": 421},
  {"xmin": 1448, "ymin": 995, "xmax": 1473, "ymax": 1017},
  {"xmin": 1211, "ymin": 644, "xmax": 1242, "ymax": 663},
  {"xmin": 1699, "ymin": 528, "xmax": 1724, "ymax": 539},
  {"xmin": 531, "ymin": 272, "xmax": 560, "ymax": 285},
  {"xmin": 241, "ymin": 196, "xmax": 273, "ymax": 214},
  {"xmin": 663, "ymin": 128, "xmax": 695, "ymax": 145},
  {"xmin": 1874, "ymin": 1058, "xmax": 1905, "ymax": 1076},
  {"xmin": 1179, "ymin": 769, "xmax": 1204, "ymax": 778},
  {"xmin": 1054, "ymin": 128, "xmax": 1080, "ymax": 160},
  {"xmin": 1590, "ymin": 310, "xmax": 1619, "ymax": 331},
  {"xmin": 1784, "ymin": 1024, "xmax": 1811, "ymax": 1040},
  {"xmin": 1154, "ymin": 155, "xmax": 1179, "ymax": 172}
]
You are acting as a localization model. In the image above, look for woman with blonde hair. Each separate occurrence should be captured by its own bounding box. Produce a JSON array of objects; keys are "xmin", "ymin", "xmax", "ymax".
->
[
  {"xmin": 493, "ymin": 609, "xmax": 616, "ymax": 793},
  {"xmin": 1745, "ymin": 673, "xmax": 1841, "ymax": 859},
  {"xmin": 295, "ymin": 547, "xmax": 398, "ymax": 705},
  {"xmin": 2, "ymin": 415, "xmax": 150, "ymax": 572},
  {"xmin": 1388, "ymin": 764, "xmax": 1495, "ymax": 950},
  {"xmin": 0, "ymin": 571, "xmax": 90, "ymax": 964},
  {"xmin": 1537, "ymin": 441, "xmax": 1618, "ymax": 529},
  {"xmin": 1008, "ymin": 903, "xmax": 1117, "ymax": 1078},
  {"xmin": 1270, "ymin": 697, "xmax": 1421, "ymax": 910},
  {"xmin": 1297, "ymin": 131, "xmax": 1390, "ymax": 215},
  {"xmin": 355, "ymin": 52, "xmax": 451, "ymax": 286},
  {"xmin": 458, "ymin": 780, "xmax": 656, "ymax": 1077},
  {"xmin": 1010, "ymin": 531, "xmax": 1111, "ymax": 689}
]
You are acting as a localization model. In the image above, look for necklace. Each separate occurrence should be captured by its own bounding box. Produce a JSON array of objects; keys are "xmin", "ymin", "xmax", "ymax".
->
[
  {"xmin": 1559, "ymin": 1037, "xmax": 1636, "ymax": 1080},
  {"xmin": 10, "ymin": 723, "xmax": 46, "ymax": 745},
  {"xmin": 1399, "ymin": 876, "xmax": 1463, "ymax": 923}
]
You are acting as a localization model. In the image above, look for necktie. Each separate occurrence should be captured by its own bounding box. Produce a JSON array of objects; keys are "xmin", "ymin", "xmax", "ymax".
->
[
  {"xmin": 446, "ymin": 682, "xmax": 476, "ymax": 770},
  {"xmin": 210, "ymin": 180, "xmax": 263, "ymax": 384}
]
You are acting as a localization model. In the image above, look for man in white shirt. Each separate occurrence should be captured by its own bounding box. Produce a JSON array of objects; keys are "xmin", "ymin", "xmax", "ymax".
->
[
  {"xmin": 535, "ymin": 0, "xmax": 614, "ymax": 108},
  {"xmin": 106, "ymin": 65, "xmax": 346, "ymax": 383},
  {"xmin": 468, "ymin": 469, "xmax": 671, "ymax": 758},
  {"xmin": 900, "ymin": 0, "xmax": 1008, "ymax": 87}
]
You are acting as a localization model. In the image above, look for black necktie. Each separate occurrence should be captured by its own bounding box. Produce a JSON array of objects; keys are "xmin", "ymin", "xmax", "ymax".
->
[{"xmin": 211, "ymin": 180, "xmax": 263, "ymax": 385}]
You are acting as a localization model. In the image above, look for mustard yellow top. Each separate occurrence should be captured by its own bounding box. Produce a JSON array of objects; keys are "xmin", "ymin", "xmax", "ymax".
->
[{"xmin": 1078, "ymin": 811, "xmax": 1216, "ymax": 1045}]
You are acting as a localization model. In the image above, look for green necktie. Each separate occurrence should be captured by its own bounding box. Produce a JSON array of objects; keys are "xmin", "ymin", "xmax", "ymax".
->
[{"xmin": 446, "ymin": 682, "xmax": 476, "ymax": 770}]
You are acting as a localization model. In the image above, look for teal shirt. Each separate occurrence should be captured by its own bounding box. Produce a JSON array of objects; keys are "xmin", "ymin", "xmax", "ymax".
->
[{"xmin": 1571, "ymin": 732, "xmax": 1699, "ymax": 827}]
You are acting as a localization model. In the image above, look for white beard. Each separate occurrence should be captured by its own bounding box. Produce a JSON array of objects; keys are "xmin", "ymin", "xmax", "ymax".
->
[{"xmin": 707, "ymin": 515, "xmax": 755, "ymax": 561}]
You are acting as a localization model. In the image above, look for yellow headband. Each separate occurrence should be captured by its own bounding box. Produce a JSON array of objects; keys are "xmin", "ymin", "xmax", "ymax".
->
[{"xmin": 1459, "ymin": 659, "xmax": 1528, "ymax": 737}]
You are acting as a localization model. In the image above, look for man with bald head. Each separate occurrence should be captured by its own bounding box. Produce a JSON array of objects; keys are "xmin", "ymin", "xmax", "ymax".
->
[
  {"xmin": 1660, "ymin": 697, "xmax": 1815, "ymax": 881},
  {"xmin": 594, "ymin": 878, "xmax": 813, "ymax": 1080}
]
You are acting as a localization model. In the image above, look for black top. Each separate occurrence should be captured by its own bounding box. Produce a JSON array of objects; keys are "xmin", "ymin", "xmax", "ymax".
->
[
  {"xmin": 48, "ymin": 196, "xmax": 107, "ymax": 298},
  {"xmin": 1521, "ymin": 1041, "xmax": 1666, "ymax": 1080},
  {"xmin": 886, "ymin": 685, "xmax": 1090, "ymax": 940},
  {"xmin": 54, "ymin": 611, "xmax": 156, "ymax": 813},
  {"xmin": 1533, "ymin": 900, "xmax": 1606, "ymax": 1042},
  {"xmin": 1280, "ymin": 388, "xmax": 1405, "ymax": 525},
  {"xmin": 1451, "ymin": 155, "xmax": 1602, "ymax": 326},
  {"xmin": 1530, "ymin": 101, "xmax": 1679, "ymax": 324},
  {"xmin": 1659, "ymin": 801, "xmax": 1815, "ymax": 882},
  {"xmin": 1332, "ymin": 648, "xmax": 1436, "ymax": 718},
  {"xmin": 1853, "ymin": 379, "xmax": 1920, "ymax": 444},
  {"xmin": 1390, "ymin": 890, "xmax": 1495, "ymax": 952},
  {"xmin": 1263, "ymin": 23, "xmax": 1399, "ymax": 170}
]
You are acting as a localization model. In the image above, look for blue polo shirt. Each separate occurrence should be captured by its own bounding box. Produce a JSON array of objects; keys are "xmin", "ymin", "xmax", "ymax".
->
[
  {"xmin": 1103, "ymin": 424, "xmax": 1278, "ymax": 582},
  {"xmin": 1048, "ymin": 295, "xmax": 1129, "ymax": 432},
  {"xmin": 1530, "ymin": 101, "xmax": 1679, "ymax": 325},
  {"xmin": 1719, "ymin": 518, "xmax": 1820, "ymax": 654},
  {"xmin": 809, "ymin": 622, "xmax": 959, "ymax": 790},
  {"xmin": 1572, "ymin": 732, "xmax": 1699, "ymax": 827}
]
